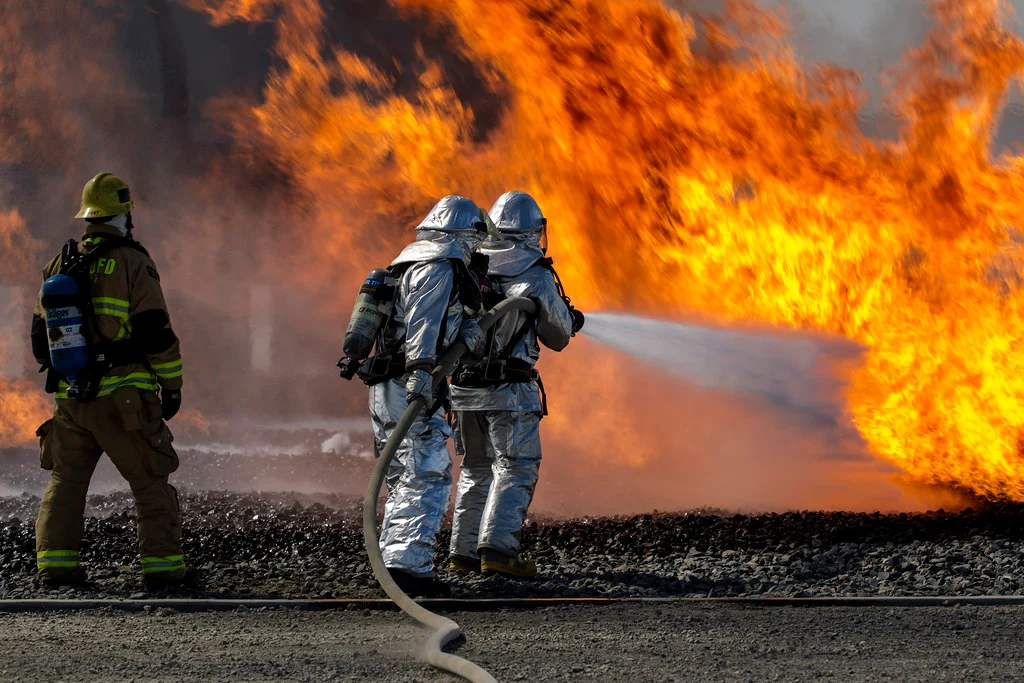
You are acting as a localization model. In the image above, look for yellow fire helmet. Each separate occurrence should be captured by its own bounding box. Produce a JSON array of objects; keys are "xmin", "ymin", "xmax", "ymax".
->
[{"xmin": 74, "ymin": 172, "xmax": 134, "ymax": 219}]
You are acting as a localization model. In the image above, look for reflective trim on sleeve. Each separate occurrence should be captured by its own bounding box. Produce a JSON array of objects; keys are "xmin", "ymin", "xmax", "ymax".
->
[
  {"xmin": 151, "ymin": 359, "xmax": 183, "ymax": 380},
  {"xmin": 92, "ymin": 297, "xmax": 130, "ymax": 307},
  {"xmin": 92, "ymin": 297, "xmax": 131, "ymax": 341},
  {"xmin": 37, "ymin": 550, "xmax": 81, "ymax": 569},
  {"xmin": 92, "ymin": 297, "xmax": 130, "ymax": 319},
  {"xmin": 115, "ymin": 320, "xmax": 133, "ymax": 342},
  {"xmin": 141, "ymin": 555, "xmax": 186, "ymax": 574}
]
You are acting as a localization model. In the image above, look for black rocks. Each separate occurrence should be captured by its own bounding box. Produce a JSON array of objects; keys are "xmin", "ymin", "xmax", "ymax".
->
[{"xmin": 2, "ymin": 491, "xmax": 1024, "ymax": 600}]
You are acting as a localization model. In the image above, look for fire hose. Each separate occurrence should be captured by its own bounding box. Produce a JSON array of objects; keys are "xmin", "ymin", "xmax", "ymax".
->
[{"xmin": 362, "ymin": 297, "xmax": 537, "ymax": 683}]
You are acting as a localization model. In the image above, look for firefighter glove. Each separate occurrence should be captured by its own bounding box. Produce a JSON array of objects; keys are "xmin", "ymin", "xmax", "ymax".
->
[
  {"xmin": 161, "ymin": 389, "xmax": 182, "ymax": 421},
  {"xmin": 405, "ymin": 369, "xmax": 433, "ymax": 405}
]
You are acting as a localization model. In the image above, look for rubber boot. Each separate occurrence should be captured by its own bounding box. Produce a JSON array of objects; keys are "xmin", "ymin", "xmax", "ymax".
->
[
  {"xmin": 37, "ymin": 567, "xmax": 89, "ymax": 589},
  {"xmin": 448, "ymin": 554, "xmax": 482, "ymax": 573},
  {"xmin": 144, "ymin": 566, "xmax": 201, "ymax": 592},
  {"xmin": 387, "ymin": 568, "xmax": 452, "ymax": 598},
  {"xmin": 480, "ymin": 549, "xmax": 538, "ymax": 579}
]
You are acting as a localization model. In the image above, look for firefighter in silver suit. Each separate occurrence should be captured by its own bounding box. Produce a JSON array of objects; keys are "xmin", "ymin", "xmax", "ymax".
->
[
  {"xmin": 369, "ymin": 195, "xmax": 487, "ymax": 597},
  {"xmin": 448, "ymin": 191, "xmax": 584, "ymax": 578}
]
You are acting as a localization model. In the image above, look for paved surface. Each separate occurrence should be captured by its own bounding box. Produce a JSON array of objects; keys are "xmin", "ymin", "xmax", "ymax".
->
[{"xmin": 2, "ymin": 602, "xmax": 1022, "ymax": 681}]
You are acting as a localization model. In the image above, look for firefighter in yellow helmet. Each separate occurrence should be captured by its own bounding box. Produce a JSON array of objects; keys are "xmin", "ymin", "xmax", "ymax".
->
[{"xmin": 30, "ymin": 172, "xmax": 196, "ymax": 590}]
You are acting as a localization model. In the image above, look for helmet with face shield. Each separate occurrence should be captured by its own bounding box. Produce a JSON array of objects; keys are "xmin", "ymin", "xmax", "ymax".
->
[
  {"xmin": 487, "ymin": 191, "xmax": 548, "ymax": 252},
  {"xmin": 416, "ymin": 195, "xmax": 489, "ymax": 243}
]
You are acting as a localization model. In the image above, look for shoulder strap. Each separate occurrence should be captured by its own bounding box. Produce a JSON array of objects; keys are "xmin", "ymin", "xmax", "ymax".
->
[{"xmin": 57, "ymin": 239, "xmax": 81, "ymax": 275}]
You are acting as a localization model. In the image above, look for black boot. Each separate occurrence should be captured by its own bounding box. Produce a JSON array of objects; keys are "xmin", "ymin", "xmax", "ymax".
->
[
  {"xmin": 37, "ymin": 567, "xmax": 90, "ymax": 589},
  {"xmin": 387, "ymin": 568, "xmax": 452, "ymax": 598},
  {"xmin": 144, "ymin": 566, "xmax": 201, "ymax": 592}
]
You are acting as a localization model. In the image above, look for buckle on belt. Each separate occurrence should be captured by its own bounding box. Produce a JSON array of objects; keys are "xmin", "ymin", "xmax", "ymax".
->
[{"xmin": 481, "ymin": 360, "xmax": 506, "ymax": 382}]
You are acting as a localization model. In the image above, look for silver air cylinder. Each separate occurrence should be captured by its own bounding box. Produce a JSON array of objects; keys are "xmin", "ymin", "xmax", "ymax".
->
[{"xmin": 343, "ymin": 268, "xmax": 394, "ymax": 360}]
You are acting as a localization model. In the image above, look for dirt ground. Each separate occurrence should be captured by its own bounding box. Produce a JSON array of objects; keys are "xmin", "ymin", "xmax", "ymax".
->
[{"xmin": 0, "ymin": 602, "xmax": 1020, "ymax": 681}]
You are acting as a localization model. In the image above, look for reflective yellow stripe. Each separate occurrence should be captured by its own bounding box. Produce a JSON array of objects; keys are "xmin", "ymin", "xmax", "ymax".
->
[
  {"xmin": 151, "ymin": 359, "xmax": 183, "ymax": 380},
  {"xmin": 91, "ymin": 297, "xmax": 131, "ymax": 342},
  {"xmin": 37, "ymin": 550, "xmax": 80, "ymax": 568},
  {"xmin": 114, "ymin": 320, "xmax": 132, "ymax": 342},
  {"xmin": 141, "ymin": 555, "xmax": 185, "ymax": 574},
  {"xmin": 94, "ymin": 308, "xmax": 129, "ymax": 320},
  {"xmin": 92, "ymin": 297, "xmax": 130, "ymax": 320},
  {"xmin": 92, "ymin": 297, "xmax": 130, "ymax": 307},
  {"xmin": 56, "ymin": 372, "xmax": 158, "ymax": 399}
]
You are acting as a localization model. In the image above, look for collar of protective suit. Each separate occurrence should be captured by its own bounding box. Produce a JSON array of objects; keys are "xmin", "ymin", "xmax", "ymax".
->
[
  {"xmin": 480, "ymin": 236, "xmax": 545, "ymax": 277},
  {"xmin": 391, "ymin": 231, "xmax": 475, "ymax": 267},
  {"xmin": 82, "ymin": 217, "xmax": 129, "ymax": 239}
]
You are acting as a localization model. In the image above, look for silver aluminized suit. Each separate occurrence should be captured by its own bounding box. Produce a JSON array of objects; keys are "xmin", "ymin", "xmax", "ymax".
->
[
  {"xmin": 371, "ymin": 196, "xmax": 484, "ymax": 577},
  {"xmin": 449, "ymin": 193, "xmax": 574, "ymax": 560}
]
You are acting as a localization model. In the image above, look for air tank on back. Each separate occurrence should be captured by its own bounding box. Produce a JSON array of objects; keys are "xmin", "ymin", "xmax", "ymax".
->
[
  {"xmin": 343, "ymin": 268, "xmax": 395, "ymax": 360},
  {"xmin": 41, "ymin": 273, "xmax": 89, "ymax": 379}
]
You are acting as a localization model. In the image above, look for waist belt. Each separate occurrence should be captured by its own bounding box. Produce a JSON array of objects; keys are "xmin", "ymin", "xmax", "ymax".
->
[
  {"xmin": 452, "ymin": 358, "xmax": 537, "ymax": 388},
  {"xmin": 452, "ymin": 359, "xmax": 548, "ymax": 416},
  {"xmin": 358, "ymin": 352, "xmax": 407, "ymax": 386}
]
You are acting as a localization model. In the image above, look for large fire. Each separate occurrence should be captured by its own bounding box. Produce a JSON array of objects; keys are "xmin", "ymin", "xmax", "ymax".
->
[
  {"xmin": 2, "ymin": 0, "xmax": 1024, "ymax": 504},
  {"xmin": 181, "ymin": 0, "xmax": 1024, "ymax": 501}
]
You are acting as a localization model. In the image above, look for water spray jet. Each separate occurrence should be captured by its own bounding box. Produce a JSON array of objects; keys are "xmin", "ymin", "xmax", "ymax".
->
[{"xmin": 580, "ymin": 312, "xmax": 866, "ymax": 427}]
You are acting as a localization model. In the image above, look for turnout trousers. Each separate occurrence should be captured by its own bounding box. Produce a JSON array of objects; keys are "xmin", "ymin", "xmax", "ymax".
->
[{"xmin": 35, "ymin": 386, "xmax": 186, "ymax": 581}]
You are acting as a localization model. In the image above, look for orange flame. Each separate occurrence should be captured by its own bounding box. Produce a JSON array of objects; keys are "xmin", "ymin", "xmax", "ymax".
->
[
  {"xmin": 0, "ymin": 209, "xmax": 48, "ymax": 446},
  {"xmin": 181, "ymin": 0, "xmax": 1024, "ymax": 501},
  {"xmin": 0, "ymin": 377, "xmax": 48, "ymax": 447}
]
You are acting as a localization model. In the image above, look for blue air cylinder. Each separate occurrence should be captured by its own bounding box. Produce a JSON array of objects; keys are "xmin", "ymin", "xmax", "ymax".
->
[
  {"xmin": 41, "ymin": 274, "xmax": 89, "ymax": 379},
  {"xmin": 343, "ymin": 269, "xmax": 394, "ymax": 360}
]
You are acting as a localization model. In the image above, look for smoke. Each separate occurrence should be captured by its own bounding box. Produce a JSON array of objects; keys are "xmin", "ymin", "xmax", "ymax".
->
[{"xmin": 0, "ymin": 0, "xmax": 1017, "ymax": 509}]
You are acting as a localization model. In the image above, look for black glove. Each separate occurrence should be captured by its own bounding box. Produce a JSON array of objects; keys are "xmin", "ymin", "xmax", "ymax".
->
[
  {"xmin": 570, "ymin": 308, "xmax": 585, "ymax": 335},
  {"xmin": 161, "ymin": 389, "xmax": 182, "ymax": 421}
]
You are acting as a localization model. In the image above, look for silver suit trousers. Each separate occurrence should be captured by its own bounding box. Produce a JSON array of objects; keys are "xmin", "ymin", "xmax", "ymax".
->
[
  {"xmin": 370, "ymin": 377, "xmax": 453, "ymax": 577},
  {"xmin": 450, "ymin": 410, "xmax": 542, "ymax": 558}
]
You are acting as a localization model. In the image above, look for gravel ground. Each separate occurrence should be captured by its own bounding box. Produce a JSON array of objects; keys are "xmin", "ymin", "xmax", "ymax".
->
[
  {"xmin": 1, "ymin": 603, "xmax": 1022, "ymax": 681},
  {"xmin": 2, "ymin": 490, "xmax": 1023, "ymax": 600}
]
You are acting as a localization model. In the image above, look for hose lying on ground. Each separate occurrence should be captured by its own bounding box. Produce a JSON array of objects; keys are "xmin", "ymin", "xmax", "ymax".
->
[{"xmin": 363, "ymin": 297, "xmax": 538, "ymax": 683}]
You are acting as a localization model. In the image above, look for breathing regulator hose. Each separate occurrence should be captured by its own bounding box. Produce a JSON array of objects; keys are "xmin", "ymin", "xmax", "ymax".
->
[{"xmin": 363, "ymin": 297, "xmax": 538, "ymax": 683}]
